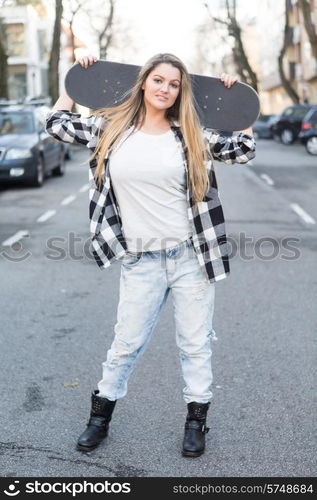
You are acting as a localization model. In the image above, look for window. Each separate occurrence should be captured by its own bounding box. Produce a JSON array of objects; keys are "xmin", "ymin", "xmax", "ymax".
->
[
  {"xmin": 6, "ymin": 23, "xmax": 25, "ymax": 57},
  {"xmin": 308, "ymin": 110, "xmax": 317, "ymax": 124},
  {"xmin": 283, "ymin": 107, "xmax": 295, "ymax": 116},
  {"xmin": 37, "ymin": 29, "xmax": 47, "ymax": 60},
  {"xmin": 0, "ymin": 112, "xmax": 35, "ymax": 135},
  {"xmin": 293, "ymin": 108, "xmax": 310, "ymax": 119},
  {"xmin": 258, "ymin": 114, "xmax": 273, "ymax": 122},
  {"xmin": 8, "ymin": 70, "xmax": 27, "ymax": 100}
]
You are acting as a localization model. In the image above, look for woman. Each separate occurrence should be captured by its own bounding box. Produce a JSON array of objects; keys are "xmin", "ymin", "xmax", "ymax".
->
[{"xmin": 45, "ymin": 52, "xmax": 256, "ymax": 458}]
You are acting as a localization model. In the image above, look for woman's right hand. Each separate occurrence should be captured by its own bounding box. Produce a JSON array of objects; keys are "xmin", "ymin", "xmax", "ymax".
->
[{"xmin": 74, "ymin": 54, "xmax": 98, "ymax": 69}]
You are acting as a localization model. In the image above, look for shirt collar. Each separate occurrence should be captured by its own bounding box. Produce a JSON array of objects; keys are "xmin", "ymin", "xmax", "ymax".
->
[{"xmin": 169, "ymin": 119, "xmax": 180, "ymax": 128}]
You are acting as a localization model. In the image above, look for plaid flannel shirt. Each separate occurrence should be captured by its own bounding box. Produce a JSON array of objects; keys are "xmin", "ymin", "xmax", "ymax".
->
[{"xmin": 45, "ymin": 109, "xmax": 256, "ymax": 283}]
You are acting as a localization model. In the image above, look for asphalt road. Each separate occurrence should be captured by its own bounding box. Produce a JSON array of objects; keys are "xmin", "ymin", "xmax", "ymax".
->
[{"xmin": 0, "ymin": 138, "xmax": 316, "ymax": 477}]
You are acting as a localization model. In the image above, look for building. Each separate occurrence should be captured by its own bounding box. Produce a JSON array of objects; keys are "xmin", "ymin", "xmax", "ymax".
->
[
  {"xmin": 1, "ymin": 2, "xmax": 87, "ymax": 103},
  {"xmin": 1, "ymin": 3, "xmax": 49, "ymax": 100},
  {"xmin": 256, "ymin": 0, "xmax": 317, "ymax": 113},
  {"xmin": 192, "ymin": 0, "xmax": 317, "ymax": 115}
]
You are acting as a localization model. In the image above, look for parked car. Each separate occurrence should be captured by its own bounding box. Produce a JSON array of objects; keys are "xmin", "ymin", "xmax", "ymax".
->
[
  {"xmin": 298, "ymin": 105, "xmax": 317, "ymax": 155},
  {"xmin": 271, "ymin": 104, "xmax": 313, "ymax": 145},
  {"xmin": 252, "ymin": 113, "xmax": 279, "ymax": 139},
  {"xmin": 0, "ymin": 100, "xmax": 66, "ymax": 187}
]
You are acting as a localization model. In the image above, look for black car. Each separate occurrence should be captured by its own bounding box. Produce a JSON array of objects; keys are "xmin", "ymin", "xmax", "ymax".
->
[
  {"xmin": 252, "ymin": 113, "xmax": 279, "ymax": 139},
  {"xmin": 298, "ymin": 106, "xmax": 317, "ymax": 156},
  {"xmin": 0, "ymin": 100, "xmax": 66, "ymax": 187},
  {"xmin": 271, "ymin": 104, "xmax": 313, "ymax": 145}
]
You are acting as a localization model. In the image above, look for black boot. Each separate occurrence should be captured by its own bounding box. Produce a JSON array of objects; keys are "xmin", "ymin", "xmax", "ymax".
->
[
  {"xmin": 76, "ymin": 390, "xmax": 116, "ymax": 452},
  {"xmin": 182, "ymin": 401, "xmax": 210, "ymax": 457}
]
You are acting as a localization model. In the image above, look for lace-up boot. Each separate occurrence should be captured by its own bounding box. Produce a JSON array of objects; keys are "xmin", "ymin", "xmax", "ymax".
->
[
  {"xmin": 77, "ymin": 390, "xmax": 116, "ymax": 452},
  {"xmin": 182, "ymin": 401, "xmax": 210, "ymax": 457}
]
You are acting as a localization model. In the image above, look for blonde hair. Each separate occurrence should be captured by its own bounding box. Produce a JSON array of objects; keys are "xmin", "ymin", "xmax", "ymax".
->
[{"xmin": 86, "ymin": 53, "xmax": 210, "ymax": 205}]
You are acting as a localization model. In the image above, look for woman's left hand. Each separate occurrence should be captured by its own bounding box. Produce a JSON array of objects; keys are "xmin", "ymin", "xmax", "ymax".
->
[{"xmin": 220, "ymin": 73, "xmax": 239, "ymax": 88}]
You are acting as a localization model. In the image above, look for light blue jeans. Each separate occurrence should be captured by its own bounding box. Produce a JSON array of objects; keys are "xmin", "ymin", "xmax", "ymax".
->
[{"xmin": 97, "ymin": 237, "xmax": 217, "ymax": 404}]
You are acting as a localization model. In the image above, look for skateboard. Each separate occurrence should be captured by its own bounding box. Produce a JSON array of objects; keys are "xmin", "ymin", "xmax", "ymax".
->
[{"xmin": 65, "ymin": 60, "xmax": 260, "ymax": 131}]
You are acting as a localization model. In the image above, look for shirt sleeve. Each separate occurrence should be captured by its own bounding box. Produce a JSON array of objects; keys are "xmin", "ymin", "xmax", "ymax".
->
[
  {"xmin": 205, "ymin": 128, "xmax": 256, "ymax": 165},
  {"xmin": 45, "ymin": 109, "xmax": 104, "ymax": 147}
]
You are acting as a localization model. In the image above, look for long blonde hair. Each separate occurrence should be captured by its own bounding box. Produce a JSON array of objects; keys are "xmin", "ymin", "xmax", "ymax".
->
[{"xmin": 87, "ymin": 53, "xmax": 210, "ymax": 205}]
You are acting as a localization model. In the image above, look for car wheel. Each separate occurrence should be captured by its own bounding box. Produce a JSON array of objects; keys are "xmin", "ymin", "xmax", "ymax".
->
[
  {"xmin": 253, "ymin": 131, "xmax": 259, "ymax": 140},
  {"xmin": 280, "ymin": 128, "xmax": 295, "ymax": 145},
  {"xmin": 305, "ymin": 136, "xmax": 317, "ymax": 155},
  {"xmin": 52, "ymin": 150, "xmax": 66, "ymax": 176},
  {"xmin": 273, "ymin": 133, "xmax": 280, "ymax": 142},
  {"xmin": 65, "ymin": 147, "xmax": 72, "ymax": 160},
  {"xmin": 29, "ymin": 155, "xmax": 45, "ymax": 187}
]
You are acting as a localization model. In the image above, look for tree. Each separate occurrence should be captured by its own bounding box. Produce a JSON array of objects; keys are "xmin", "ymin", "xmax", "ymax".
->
[
  {"xmin": 203, "ymin": 0, "xmax": 258, "ymax": 91},
  {"xmin": 0, "ymin": 11, "xmax": 9, "ymax": 98},
  {"xmin": 278, "ymin": 0, "xmax": 300, "ymax": 104},
  {"xmin": 48, "ymin": 0, "xmax": 63, "ymax": 105},
  {"xmin": 83, "ymin": 0, "xmax": 115, "ymax": 60},
  {"xmin": 298, "ymin": 0, "xmax": 317, "ymax": 61},
  {"xmin": 96, "ymin": 0, "xmax": 115, "ymax": 60},
  {"xmin": 62, "ymin": 0, "xmax": 86, "ymax": 64}
]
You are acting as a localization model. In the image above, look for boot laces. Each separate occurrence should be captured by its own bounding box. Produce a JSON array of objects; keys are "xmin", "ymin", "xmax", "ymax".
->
[{"xmin": 188, "ymin": 402, "xmax": 210, "ymax": 420}]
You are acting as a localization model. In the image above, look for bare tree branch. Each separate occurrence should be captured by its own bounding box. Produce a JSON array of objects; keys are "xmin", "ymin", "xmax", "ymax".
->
[
  {"xmin": 278, "ymin": 0, "xmax": 300, "ymax": 103},
  {"xmin": 98, "ymin": 0, "xmax": 115, "ymax": 59},
  {"xmin": 203, "ymin": 0, "xmax": 258, "ymax": 90},
  {"xmin": 213, "ymin": 16, "xmax": 230, "ymax": 26},
  {"xmin": 298, "ymin": 0, "xmax": 317, "ymax": 60},
  {"xmin": 63, "ymin": 0, "xmax": 86, "ymax": 63}
]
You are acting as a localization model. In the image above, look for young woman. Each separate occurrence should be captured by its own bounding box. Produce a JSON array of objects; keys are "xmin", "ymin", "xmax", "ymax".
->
[{"xmin": 46, "ymin": 52, "xmax": 255, "ymax": 458}]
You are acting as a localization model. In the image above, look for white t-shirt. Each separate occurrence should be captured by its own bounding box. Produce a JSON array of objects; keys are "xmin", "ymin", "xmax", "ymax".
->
[{"xmin": 109, "ymin": 127, "xmax": 193, "ymax": 252}]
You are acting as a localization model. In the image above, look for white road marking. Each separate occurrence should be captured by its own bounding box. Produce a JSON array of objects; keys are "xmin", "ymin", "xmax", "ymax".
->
[
  {"xmin": 2, "ymin": 183, "xmax": 88, "ymax": 246},
  {"xmin": 260, "ymin": 173, "xmax": 274, "ymax": 186},
  {"xmin": 79, "ymin": 184, "xmax": 89, "ymax": 193},
  {"xmin": 36, "ymin": 209, "xmax": 56, "ymax": 223},
  {"xmin": 61, "ymin": 195, "xmax": 76, "ymax": 206},
  {"xmin": 290, "ymin": 203, "xmax": 316, "ymax": 224},
  {"xmin": 2, "ymin": 230, "xmax": 29, "ymax": 246}
]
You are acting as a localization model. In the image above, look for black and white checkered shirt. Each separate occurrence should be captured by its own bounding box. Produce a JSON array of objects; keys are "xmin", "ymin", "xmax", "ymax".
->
[{"xmin": 45, "ymin": 109, "xmax": 256, "ymax": 283}]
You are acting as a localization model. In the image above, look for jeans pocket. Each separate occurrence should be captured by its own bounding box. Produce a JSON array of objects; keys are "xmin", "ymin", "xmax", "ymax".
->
[{"xmin": 122, "ymin": 251, "xmax": 143, "ymax": 268}]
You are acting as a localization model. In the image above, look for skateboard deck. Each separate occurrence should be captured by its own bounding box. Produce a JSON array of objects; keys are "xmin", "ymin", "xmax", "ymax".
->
[{"xmin": 65, "ymin": 60, "xmax": 260, "ymax": 131}]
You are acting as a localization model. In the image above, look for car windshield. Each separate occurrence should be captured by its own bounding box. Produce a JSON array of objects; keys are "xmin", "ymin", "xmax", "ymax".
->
[
  {"xmin": 258, "ymin": 115, "xmax": 273, "ymax": 122},
  {"xmin": 283, "ymin": 107, "xmax": 309, "ymax": 119},
  {"xmin": 0, "ymin": 111, "xmax": 35, "ymax": 134},
  {"xmin": 294, "ymin": 108, "xmax": 310, "ymax": 119},
  {"xmin": 268, "ymin": 114, "xmax": 279, "ymax": 123}
]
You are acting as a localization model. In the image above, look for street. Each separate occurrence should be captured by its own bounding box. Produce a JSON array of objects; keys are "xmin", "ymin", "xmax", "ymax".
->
[{"xmin": 0, "ymin": 138, "xmax": 316, "ymax": 477}]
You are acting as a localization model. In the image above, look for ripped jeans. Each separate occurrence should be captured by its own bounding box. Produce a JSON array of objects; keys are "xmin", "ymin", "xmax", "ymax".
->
[{"xmin": 97, "ymin": 237, "xmax": 217, "ymax": 404}]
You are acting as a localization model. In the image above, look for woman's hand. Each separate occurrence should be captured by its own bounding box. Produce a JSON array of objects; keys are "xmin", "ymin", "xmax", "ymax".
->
[
  {"xmin": 74, "ymin": 54, "xmax": 98, "ymax": 69},
  {"xmin": 220, "ymin": 73, "xmax": 239, "ymax": 88}
]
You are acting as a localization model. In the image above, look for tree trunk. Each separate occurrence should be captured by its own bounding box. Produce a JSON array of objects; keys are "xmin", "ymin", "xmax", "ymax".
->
[
  {"xmin": 48, "ymin": 0, "xmax": 64, "ymax": 105},
  {"xmin": 205, "ymin": 0, "xmax": 258, "ymax": 92},
  {"xmin": 230, "ymin": 17, "xmax": 258, "ymax": 91},
  {"xmin": 298, "ymin": 0, "xmax": 317, "ymax": 61},
  {"xmin": 278, "ymin": 0, "xmax": 300, "ymax": 104},
  {"xmin": 99, "ymin": 0, "xmax": 114, "ymax": 59},
  {"xmin": 0, "ymin": 19, "xmax": 9, "ymax": 99},
  {"xmin": 69, "ymin": 19, "xmax": 76, "ymax": 63}
]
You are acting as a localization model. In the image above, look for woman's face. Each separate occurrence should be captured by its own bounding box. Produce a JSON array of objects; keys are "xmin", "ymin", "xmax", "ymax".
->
[{"xmin": 141, "ymin": 63, "xmax": 181, "ymax": 112}]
